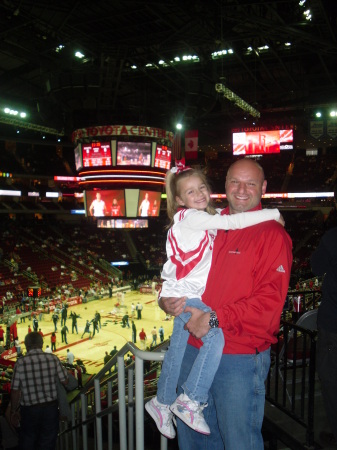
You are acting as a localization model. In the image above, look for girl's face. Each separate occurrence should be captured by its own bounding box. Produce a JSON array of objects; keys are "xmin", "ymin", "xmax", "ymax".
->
[{"xmin": 176, "ymin": 174, "xmax": 210, "ymax": 210}]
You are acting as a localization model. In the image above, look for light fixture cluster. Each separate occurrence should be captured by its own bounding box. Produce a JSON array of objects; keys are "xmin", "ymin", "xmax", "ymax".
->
[
  {"xmin": 315, "ymin": 110, "xmax": 337, "ymax": 118},
  {"xmin": 211, "ymin": 49, "xmax": 234, "ymax": 59},
  {"xmin": 299, "ymin": 0, "xmax": 312, "ymax": 21},
  {"xmin": 3, "ymin": 107, "xmax": 27, "ymax": 118},
  {"xmin": 215, "ymin": 83, "xmax": 260, "ymax": 118}
]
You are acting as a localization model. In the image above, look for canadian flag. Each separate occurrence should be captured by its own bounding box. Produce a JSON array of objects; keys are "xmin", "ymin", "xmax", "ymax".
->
[{"xmin": 185, "ymin": 130, "xmax": 198, "ymax": 160}]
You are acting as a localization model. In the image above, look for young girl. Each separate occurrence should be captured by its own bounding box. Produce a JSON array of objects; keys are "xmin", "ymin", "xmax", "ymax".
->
[{"xmin": 145, "ymin": 163, "xmax": 283, "ymax": 439}]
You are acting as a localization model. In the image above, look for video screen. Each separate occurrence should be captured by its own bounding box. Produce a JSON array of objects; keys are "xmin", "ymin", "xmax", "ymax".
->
[
  {"xmin": 232, "ymin": 129, "xmax": 293, "ymax": 155},
  {"xmin": 85, "ymin": 190, "xmax": 125, "ymax": 217},
  {"xmin": 154, "ymin": 145, "xmax": 172, "ymax": 170},
  {"xmin": 137, "ymin": 191, "xmax": 161, "ymax": 217},
  {"xmin": 97, "ymin": 219, "xmax": 148, "ymax": 229},
  {"xmin": 116, "ymin": 141, "xmax": 151, "ymax": 166},
  {"xmin": 82, "ymin": 142, "xmax": 112, "ymax": 167},
  {"xmin": 74, "ymin": 144, "xmax": 82, "ymax": 171}
]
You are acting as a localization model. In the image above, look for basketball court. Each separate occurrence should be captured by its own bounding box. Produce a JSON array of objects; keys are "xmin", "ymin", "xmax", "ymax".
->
[{"xmin": 11, "ymin": 291, "xmax": 174, "ymax": 372}]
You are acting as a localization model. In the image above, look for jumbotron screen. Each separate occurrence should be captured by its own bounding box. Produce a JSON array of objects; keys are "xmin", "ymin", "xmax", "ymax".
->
[
  {"xmin": 82, "ymin": 142, "xmax": 112, "ymax": 167},
  {"xmin": 85, "ymin": 190, "xmax": 125, "ymax": 217},
  {"xmin": 116, "ymin": 141, "xmax": 151, "ymax": 166},
  {"xmin": 233, "ymin": 129, "xmax": 293, "ymax": 155},
  {"xmin": 137, "ymin": 190, "xmax": 161, "ymax": 217},
  {"xmin": 154, "ymin": 145, "xmax": 172, "ymax": 170}
]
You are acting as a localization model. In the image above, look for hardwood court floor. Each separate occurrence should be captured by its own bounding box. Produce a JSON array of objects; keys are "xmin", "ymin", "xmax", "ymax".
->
[{"xmin": 13, "ymin": 291, "xmax": 174, "ymax": 373}]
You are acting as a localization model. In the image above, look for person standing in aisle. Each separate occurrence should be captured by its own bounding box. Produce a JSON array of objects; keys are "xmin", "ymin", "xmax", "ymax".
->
[
  {"xmin": 9, "ymin": 332, "xmax": 69, "ymax": 450},
  {"xmin": 310, "ymin": 183, "xmax": 337, "ymax": 446}
]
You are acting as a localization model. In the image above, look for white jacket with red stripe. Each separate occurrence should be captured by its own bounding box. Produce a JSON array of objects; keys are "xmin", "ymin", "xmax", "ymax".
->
[{"xmin": 160, "ymin": 207, "xmax": 280, "ymax": 299}]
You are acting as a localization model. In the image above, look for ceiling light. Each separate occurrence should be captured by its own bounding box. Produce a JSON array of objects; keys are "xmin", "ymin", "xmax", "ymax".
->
[
  {"xmin": 315, "ymin": 112, "xmax": 322, "ymax": 118},
  {"xmin": 75, "ymin": 51, "xmax": 85, "ymax": 59},
  {"xmin": 55, "ymin": 44, "xmax": 65, "ymax": 53}
]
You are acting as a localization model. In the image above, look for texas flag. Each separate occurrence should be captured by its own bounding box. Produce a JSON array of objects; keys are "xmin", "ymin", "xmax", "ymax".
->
[{"xmin": 185, "ymin": 130, "xmax": 198, "ymax": 160}]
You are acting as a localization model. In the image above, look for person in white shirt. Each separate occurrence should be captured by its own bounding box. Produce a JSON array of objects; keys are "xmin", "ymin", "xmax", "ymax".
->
[
  {"xmin": 89, "ymin": 192, "xmax": 107, "ymax": 217},
  {"xmin": 66, "ymin": 349, "xmax": 75, "ymax": 365},
  {"xmin": 138, "ymin": 192, "xmax": 150, "ymax": 216}
]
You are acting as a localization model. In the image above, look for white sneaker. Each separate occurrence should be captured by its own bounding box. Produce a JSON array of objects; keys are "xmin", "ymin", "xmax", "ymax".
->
[
  {"xmin": 170, "ymin": 393, "xmax": 210, "ymax": 435},
  {"xmin": 145, "ymin": 396, "xmax": 176, "ymax": 439}
]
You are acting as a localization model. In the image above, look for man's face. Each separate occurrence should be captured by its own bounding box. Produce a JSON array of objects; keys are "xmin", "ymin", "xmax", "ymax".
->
[{"xmin": 225, "ymin": 159, "xmax": 267, "ymax": 214}]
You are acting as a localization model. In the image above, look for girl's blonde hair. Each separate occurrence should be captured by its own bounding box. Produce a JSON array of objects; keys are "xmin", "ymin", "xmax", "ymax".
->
[{"xmin": 165, "ymin": 168, "xmax": 216, "ymax": 228}]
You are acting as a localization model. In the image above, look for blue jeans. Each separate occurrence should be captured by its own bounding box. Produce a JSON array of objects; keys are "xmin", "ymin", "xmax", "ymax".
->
[
  {"xmin": 176, "ymin": 344, "xmax": 271, "ymax": 450},
  {"xmin": 157, "ymin": 297, "xmax": 224, "ymax": 405},
  {"xmin": 19, "ymin": 402, "xmax": 59, "ymax": 450}
]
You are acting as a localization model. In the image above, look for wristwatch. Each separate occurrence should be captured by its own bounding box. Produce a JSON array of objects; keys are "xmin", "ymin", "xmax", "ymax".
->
[{"xmin": 209, "ymin": 311, "xmax": 219, "ymax": 328}]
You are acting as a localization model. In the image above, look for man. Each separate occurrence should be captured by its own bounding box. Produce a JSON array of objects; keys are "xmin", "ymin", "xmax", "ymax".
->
[
  {"xmin": 91, "ymin": 316, "xmax": 99, "ymax": 337},
  {"xmin": 52, "ymin": 312, "xmax": 58, "ymax": 331},
  {"xmin": 104, "ymin": 351, "xmax": 111, "ymax": 365},
  {"xmin": 159, "ymin": 158, "xmax": 293, "ymax": 449},
  {"xmin": 132, "ymin": 320, "xmax": 137, "ymax": 343},
  {"xmin": 89, "ymin": 192, "xmax": 107, "ymax": 217},
  {"xmin": 136, "ymin": 302, "xmax": 143, "ymax": 320},
  {"xmin": 10, "ymin": 332, "xmax": 69, "ymax": 449},
  {"xmin": 111, "ymin": 198, "xmax": 121, "ymax": 216},
  {"xmin": 70, "ymin": 311, "xmax": 80, "ymax": 334},
  {"xmin": 138, "ymin": 192, "xmax": 150, "ymax": 216},
  {"xmin": 61, "ymin": 324, "xmax": 69, "ymax": 345},
  {"xmin": 159, "ymin": 325, "xmax": 164, "ymax": 343},
  {"xmin": 150, "ymin": 326, "xmax": 157, "ymax": 347},
  {"xmin": 95, "ymin": 311, "xmax": 101, "ymax": 329},
  {"xmin": 110, "ymin": 345, "xmax": 118, "ymax": 371},
  {"xmin": 81, "ymin": 320, "xmax": 91, "ymax": 339},
  {"xmin": 32, "ymin": 316, "xmax": 38, "ymax": 332},
  {"xmin": 310, "ymin": 183, "xmax": 337, "ymax": 446},
  {"xmin": 139, "ymin": 328, "xmax": 147, "ymax": 350},
  {"xmin": 122, "ymin": 313, "xmax": 130, "ymax": 328},
  {"xmin": 61, "ymin": 304, "xmax": 68, "ymax": 327},
  {"xmin": 66, "ymin": 348, "xmax": 75, "ymax": 365}
]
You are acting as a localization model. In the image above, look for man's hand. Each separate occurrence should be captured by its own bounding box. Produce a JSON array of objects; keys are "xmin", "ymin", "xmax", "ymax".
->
[
  {"xmin": 158, "ymin": 296, "xmax": 186, "ymax": 317},
  {"xmin": 184, "ymin": 306, "xmax": 211, "ymax": 339}
]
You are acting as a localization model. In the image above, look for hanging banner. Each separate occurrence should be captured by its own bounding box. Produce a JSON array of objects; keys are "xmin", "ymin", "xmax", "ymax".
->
[
  {"xmin": 185, "ymin": 130, "xmax": 198, "ymax": 160},
  {"xmin": 327, "ymin": 120, "xmax": 337, "ymax": 138},
  {"xmin": 310, "ymin": 121, "xmax": 324, "ymax": 139}
]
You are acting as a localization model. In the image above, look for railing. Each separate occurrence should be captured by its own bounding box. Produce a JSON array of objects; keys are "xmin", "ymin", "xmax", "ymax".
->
[
  {"xmin": 58, "ymin": 320, "xmax": 319, "ymax": 450},
  {"xmin": 265, "ymin": 320, "xmax": 318, "ymax": 449},
  {"xmin": 58, "ymin": 341, "xmax": 169, "ymax": 450}
]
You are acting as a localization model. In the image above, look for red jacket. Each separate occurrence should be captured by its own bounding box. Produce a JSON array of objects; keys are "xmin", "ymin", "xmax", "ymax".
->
[
  {"xmin": 139, "ymin": 330, "xmax": 146, "ymax": 341},
  {"xmin": 188, "ymin": 204, "xmax": 293, "ymax": 354}
]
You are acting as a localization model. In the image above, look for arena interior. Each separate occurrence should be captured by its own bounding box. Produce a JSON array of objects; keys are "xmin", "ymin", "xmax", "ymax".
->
[{"xmin": 1, "ymin": 1, "xmax": 337, "ymax": 449}]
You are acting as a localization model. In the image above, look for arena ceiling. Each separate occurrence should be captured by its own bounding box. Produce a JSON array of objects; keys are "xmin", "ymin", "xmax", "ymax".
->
[{"xmin": 0, "ymin": 0, "xmax": 337, "ymax": 145}]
